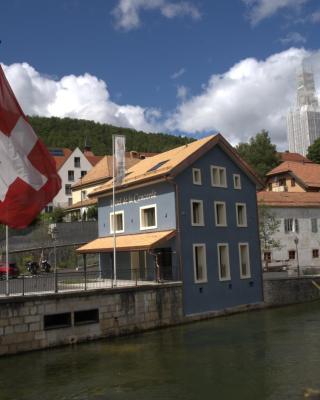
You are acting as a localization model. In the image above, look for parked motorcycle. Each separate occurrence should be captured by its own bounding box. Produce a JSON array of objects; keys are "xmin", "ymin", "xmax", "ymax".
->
[
  {"xmin": 40, "ymin": 260, "xmax": 51, "ymax": 273},
  {"xmin": 26, "ymin": 261, "xmax": 39, "ymax": 275}
]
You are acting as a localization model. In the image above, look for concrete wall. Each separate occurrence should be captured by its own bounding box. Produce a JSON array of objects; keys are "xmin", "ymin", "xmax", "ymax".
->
[
  {"xmin": 176, "ymin": 143, "xmax": 263, "ymax": 315},
  {"xmin": 264, "ymin": 207, "xmax": 320, "ymax": 268},
  {"xmin": 263, "ymin": 277, "xmax": 320, "ymax": 306},
  {"xmin": 0, "ymin": 284, "xmax": 183, "ymax": 356}
]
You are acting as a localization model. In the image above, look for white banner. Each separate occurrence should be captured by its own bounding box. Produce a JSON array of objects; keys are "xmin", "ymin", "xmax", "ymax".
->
[{"xmin": 114, "ymin": 135, "xmax": 126, "ymax": 185}]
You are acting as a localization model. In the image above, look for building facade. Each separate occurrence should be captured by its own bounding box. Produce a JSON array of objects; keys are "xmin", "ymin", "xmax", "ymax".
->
[
  {"xmin": 265, "ymin": 160, "xmax": 320, "ymax": 193},
  {"xmin": 78, "ymin": 135, "xmax": 264, "ymax": 316},
  {"xmin": 258, "ymin": 191, "xmax": 320, "ymax": 271},
  {"xmin": 287, "ymin": 67, "xmax": 320, "ymax": 156},
  {"xmin": 46, "ymin": 147, "xmax": 103, "ymax": 211}
]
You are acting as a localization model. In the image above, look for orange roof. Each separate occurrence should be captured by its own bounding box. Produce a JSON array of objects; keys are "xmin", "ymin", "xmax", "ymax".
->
[
  {"xmin": 257, "ymin": 191, "xmax": 320, "ymax": 207},
  {"xmin": 52, "ymin": 148, "xmax": 73, "ymax": 170},
  {"xmin": 267, "ymin": 161, "xmax": 320, "ymax": 188},
  {"xmin": 72, "ymin": 156, "xmax": 141, "ymax": 189},
  {"xmin": 279, "ymin": 152, "xmax": 311, "ymax": 163},
  {"xmin": 91, "ymin": 134, "xmax": 262, "ymax": 197},
  {"xmin": 85, "ymin": 154, "xmax": 104, "ymax": 166},
  {"xmin": 77, "ymin": 229, "xmax": 176, "ymax": 253}
]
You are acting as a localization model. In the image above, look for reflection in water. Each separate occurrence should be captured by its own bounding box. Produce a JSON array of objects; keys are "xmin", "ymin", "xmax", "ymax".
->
[{"xmin": 1, "ymin": 302, "xmax": 320, "ymax": 400}]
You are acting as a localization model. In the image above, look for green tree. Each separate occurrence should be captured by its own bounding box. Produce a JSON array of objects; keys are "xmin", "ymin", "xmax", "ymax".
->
[
  {"xmin": 258, "ymin": 204, "xmax": 281, "ymax": 269},
  {"xmin": 236, "ymin": 130, "xmax": 280, "ymax": 180},
  {"xmin": 87, "ymin": 205, "xmax": 98, "ymax": 221},
  {"xmin": 50, "ymin": 207, "xmax": 65, "ymax": 223},
  {"xmin": 307, "ymin": 138, "xmax": 320, "ymax": 163}
]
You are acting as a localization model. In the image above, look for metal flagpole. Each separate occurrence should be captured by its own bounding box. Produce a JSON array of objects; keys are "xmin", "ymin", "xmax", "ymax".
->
[
  {"xmin": 112, "ymin": 135, "xmax": 117, "ymax": 286},
  {"xmin": 5, "ymin": 225, "xmax": 9, "ymax": 296}
]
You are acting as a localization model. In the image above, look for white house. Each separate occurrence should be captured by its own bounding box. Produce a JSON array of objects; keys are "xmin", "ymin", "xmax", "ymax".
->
[
  {"xmin": 46, "ymin": 147, "xmax": 102, "ymax": 210},
  {"xmin": 257, "ymin": 191, "xmax": 320, "ymax": 272}
]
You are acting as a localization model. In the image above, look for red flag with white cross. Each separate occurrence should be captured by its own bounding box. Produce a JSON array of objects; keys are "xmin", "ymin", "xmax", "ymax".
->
[{"xmin": 0, "ymin": 65, "xmax": 61, "ymax": 228}]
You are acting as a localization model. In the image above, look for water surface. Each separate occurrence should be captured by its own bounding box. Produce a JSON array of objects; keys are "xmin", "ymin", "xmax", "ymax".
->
[{"xmin": 1, "ymin": 302, "xmax": 320, "ymax": 400}]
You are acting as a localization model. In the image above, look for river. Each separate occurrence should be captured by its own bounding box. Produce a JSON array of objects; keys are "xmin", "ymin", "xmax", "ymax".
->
[{"xmin": 1, "ymin": 301, "xmax": 320, "ymax": 400}]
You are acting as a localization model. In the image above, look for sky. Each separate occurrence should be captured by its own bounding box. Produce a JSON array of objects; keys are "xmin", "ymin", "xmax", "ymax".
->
[{"xmin": 1, "ymin": 0, "xmax": 320, "ymax": 150}]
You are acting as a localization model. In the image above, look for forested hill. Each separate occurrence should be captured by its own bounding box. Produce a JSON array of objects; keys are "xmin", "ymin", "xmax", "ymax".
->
[{"xmin": 28, "ymin": 116, "xmax": 194, "ymax": 155}]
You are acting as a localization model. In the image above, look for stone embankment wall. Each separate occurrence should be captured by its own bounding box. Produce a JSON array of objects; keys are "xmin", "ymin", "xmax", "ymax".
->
[
  {"xmin": 2, "ymin": 277, "xmax": 320, "ymax": 356},
  {"xmin": 263, "ymin": 277, "xmax": 320, "ymax": 306},
  {"xmin": 0, "ymin": 283, "xmax": 182, "ymax": 356}
]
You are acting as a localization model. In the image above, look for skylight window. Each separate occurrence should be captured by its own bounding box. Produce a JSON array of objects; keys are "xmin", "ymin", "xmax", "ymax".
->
[{"xmin": 147, "ymin": 160, "xmax": 169, "ymax": 172}]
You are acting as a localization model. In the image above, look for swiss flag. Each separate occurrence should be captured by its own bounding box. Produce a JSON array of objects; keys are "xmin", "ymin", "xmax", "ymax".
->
[{"xmin": 0, "ymin": 65, "xmax": 61, "ymax": 228}]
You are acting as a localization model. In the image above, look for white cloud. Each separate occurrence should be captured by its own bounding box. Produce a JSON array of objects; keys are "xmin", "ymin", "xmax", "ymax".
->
[
  {"xmin": 112, "ymin": 0, "xmax": 200, "ymax": 31},
  {"xmin": 3, "ymin": 48, "xmax": 320, "ymax": 151},
  {"xmin": 242, "ymin": 0, "xmax": 310, "ymax": 25},
  {"xmin": 165, "ymin": 48, "xmax": 320, "ymax": 149},
  {"xmin": 280, "ymin": 31, "xmax": 306, "ymax": 45},
  {"xmin": 2, "ymin": 62, "xmax": 160, "ymax": 133},
  {"xmin": 311, "ymin": 10, "xmax": 320, "ymax": 22},
  {"xmin": 176, "ymin": 85, "xmax": 188, "ymax": 101},
  {"xmin": 171, "ymin": 67, "xmax": 186, "ymax": 79}
]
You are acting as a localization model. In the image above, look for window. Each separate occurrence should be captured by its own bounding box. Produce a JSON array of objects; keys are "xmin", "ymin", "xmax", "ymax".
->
[
  {"xmin": 68, "ymin": 170, "xmax": 74, "ymax": 181},
  {"xmin": 311, "ymin": 218, "xmax": 318, "ymax": 233},
  {"xmin": 214, "ymin": 201, "xmax": 227, "ymax": 227},
  {"xmin": 268, "ymin": 183, "xmax": 272, "ymax": 191},
  {"xmin": 81, "ymin": 190, "xmax": 87, "ymax": 201},
  {"xmin": 44, "ymin": 313, "xmax": 71, "ymax": 330},
  {"xmin": 68, "ymin": 198, "xmax": 72, "ymax": 206},
  {"xmin": 110, "ymin": 211, "xmax": 124, "ymax": 233},
  {"xmin": 74, "ymin": 309, "xmax": 99, "ymax": 326},
  {"xmin": 147, "ymin": 160, "xmax": 169, "ymax": 172},
  {"xmin": 264, "ymin": 251, "xmax": 271, "ymax": 261},
  {"xmin": 211, "ymin": 166, "xmax": 227, "ymax": 188},
  {"xmin": 191, "ymin": 200, "xmax": 204, "ymax": 226},
  {"xmin": 233, "ymin": 174, "xmax": 241, "ymax": 189},
  {"xmin": 236, "ymin": 203, "xmax": 247, "ymax": 227},
  {"xmin": 284, "ymin": 218, "xmax": 299, "ymax": 233},
  {"xmin": 217, "ymin": 244, "xmax": 231, "ymax": 281},
  {"xmin": 65, "ymin": 184, "xmax": 71, "ymax": 195},
  {"xmin": 288, "ymin": 250, "xmax": 296, "ymax": 260},
  {"xmin": 239, "ymin": 243, "xmax": 251, "ymax": 278},
  {"xmin": 291, "ymin": 178, "xmax": 296, "ymax": 187},
  {"xmin": 74, "ymin": 157, "xmax": 80, "ymax": 168},
  {"xmin": 140, "ymin": 205, "xmax": 157, "ymax": 230},
  {"xmin": 312, "ymin": 249, "xmax": 319, "ymax": 258},
  {"xmin": 192, "ymin": 168, "xmax": 202, "ymax": 185},
  {"xmin": 193, "ymin": 244, "xmax": 207, "ymax": 283},
  {"xmin": 81, "ymin": 170, "xmax": 87, "ymax": 177},
  {"xmin": 278, "ymin": 178, "xmax": 286, "ymax": 186}
]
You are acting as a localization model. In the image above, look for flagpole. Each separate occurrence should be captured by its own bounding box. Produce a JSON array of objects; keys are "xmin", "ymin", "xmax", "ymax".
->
[
  {"xmin": 5, "ymin": 225, "xmax": 9, "ymax": 296},
  {"xmin": 112, "ymin": 135, "xmax": 117, "ymax": 287}
]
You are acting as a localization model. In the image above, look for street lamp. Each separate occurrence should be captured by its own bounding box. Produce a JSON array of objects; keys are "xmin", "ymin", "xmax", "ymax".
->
[
  {"xmin": 49, "ymin": 223, "xmax": 58, "ymax": 292},
  {"xmin": 294, "ymin": 236, "xmax": 300, "ymax": 278}
]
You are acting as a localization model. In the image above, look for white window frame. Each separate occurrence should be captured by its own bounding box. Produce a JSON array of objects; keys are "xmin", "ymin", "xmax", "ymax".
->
[
  {"xmin": 190, "ymin": 199, "xmax": 204, "ymax": 226},
  {"xmin": 233, "ymin": 174, "xmax": 241, "ymax": 190},
  {"xmin": 214, "ymin": 201, "xmax": 227, "ymax": 227},
  {"xmin": 211, "ymin": 165, "xmax": 227, "ymax": 188},
  {"xmin": 110, "ymin": 210, "xmax": 124, "ymax": 233},
  {"xmin": 192, "ymin": 168, "xmax": 202, "ymax": 185},
  {"xmin": 217, "ymin": 243, "xmax": 231, "ymax": 281},
  {"xmin": 236, "ymin": 203, "xmax": 247, "ymax": 227},
  {"xmin": 140, "ymin": 204, "xmax": 157, "ymax": 230},
  {"xmin": 238, "ymin": 243, "xmax": 251, "ymax": 279},
  {"xmin": 193, "ymin": 243, "xmax": 208, "ymax": 283}
]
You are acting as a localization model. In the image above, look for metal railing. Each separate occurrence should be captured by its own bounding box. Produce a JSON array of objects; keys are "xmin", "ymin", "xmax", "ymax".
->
[{"xmin": 0, "ymin": 265, "xmax": 178, "ymax": 297}]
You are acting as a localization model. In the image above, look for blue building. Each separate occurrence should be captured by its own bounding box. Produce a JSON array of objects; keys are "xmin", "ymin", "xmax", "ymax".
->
[{"xmin": 78, "ymin": 134, "xmax": 264, "ymax": 315}]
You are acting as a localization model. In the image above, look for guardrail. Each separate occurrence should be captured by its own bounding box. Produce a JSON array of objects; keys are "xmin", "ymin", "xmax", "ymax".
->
[{"xmin": 0, "ymin": 265, "xmax": 178, "ymax": 297}]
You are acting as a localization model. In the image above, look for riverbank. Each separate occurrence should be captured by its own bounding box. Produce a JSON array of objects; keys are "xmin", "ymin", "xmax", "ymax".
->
[{"xmin": 1, "ymin": 276, "xmax": 320, "ymax": 356}]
